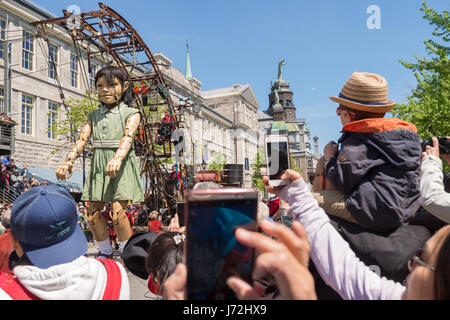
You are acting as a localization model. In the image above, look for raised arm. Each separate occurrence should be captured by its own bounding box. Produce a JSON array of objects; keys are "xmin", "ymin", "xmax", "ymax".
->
[
  {"xmin": 420, "ymin": 137, "xmax": 450, "ymax": 223},
  {"xmin": 56, "ymin": 119, "xmax": 92, "ymax": 180},
  {"xmin": 265, "ymin": 170, "xmax": 405, "ymax": 300}
]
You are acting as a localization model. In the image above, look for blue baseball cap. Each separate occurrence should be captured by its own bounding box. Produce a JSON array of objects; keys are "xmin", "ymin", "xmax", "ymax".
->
[{"xmin": 11, "ymin": 185, "xmax": 88, "ymax": 269}]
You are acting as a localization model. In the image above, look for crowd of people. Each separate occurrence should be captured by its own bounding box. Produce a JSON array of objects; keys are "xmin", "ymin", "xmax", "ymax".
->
[
  {"xmin": 0, "ymin": 71, "xmax": 448, "ymax": 300},
  {"xmin": 0, "ymin": 156, "xmax": 48, "ymax": 197},
  {"xmin": 0, "ymin": 113, "xmax": 15, "ymax": 124}
]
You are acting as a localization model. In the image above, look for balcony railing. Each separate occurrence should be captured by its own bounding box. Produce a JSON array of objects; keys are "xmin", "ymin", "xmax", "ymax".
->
[
  {"xmin": 0, "ymin": 182, "xmax": 20, "ymax": 205},
  {"xmin": 0, "ymin": 120, "xmax": 16, "ymax": 153}
]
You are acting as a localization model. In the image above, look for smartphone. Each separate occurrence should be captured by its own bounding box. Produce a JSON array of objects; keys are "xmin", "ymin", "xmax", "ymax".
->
[
  {"xmin": 184, "ymin": 188, "xmax": 258, "ymax": 300},
  {"xmin": 265, "ymin": 134, "xmax": 290, "ymax": 187}
]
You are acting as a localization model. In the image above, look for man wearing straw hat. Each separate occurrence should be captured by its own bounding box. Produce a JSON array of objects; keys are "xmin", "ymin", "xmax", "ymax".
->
[{"xmin": 316, "ymin": 72, "xmax": 422, "ymax": 234}]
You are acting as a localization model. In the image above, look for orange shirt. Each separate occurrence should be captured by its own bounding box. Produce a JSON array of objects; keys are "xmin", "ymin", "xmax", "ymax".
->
[
  {"xmin": 0, "ymin": 230, "xmax": 13, "ymax": 275},
  {"xmin": 148, "ymin": 220, "xmax": 163, "ymax": 235}
]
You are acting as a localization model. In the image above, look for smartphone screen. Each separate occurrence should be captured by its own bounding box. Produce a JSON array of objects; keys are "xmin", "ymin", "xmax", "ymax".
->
[
  {"xmin": 186, "ymin": 192, "xmax": 257, "ymax": 300},
  {"xmin": 267, "ymin": 140, "xmax": 289, "ymax": 180}
]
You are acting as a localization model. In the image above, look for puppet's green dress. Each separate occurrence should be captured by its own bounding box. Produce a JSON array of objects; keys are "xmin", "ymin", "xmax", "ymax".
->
[{"xmin": 81, "ymin": 102, "xmax": 144, "ymax": 203}]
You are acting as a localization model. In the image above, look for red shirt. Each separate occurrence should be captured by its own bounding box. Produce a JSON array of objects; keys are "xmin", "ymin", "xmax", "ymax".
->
[
  {"xmin": 0, "ymin": 230, "xmax": 13, "ymax": 276},
  {"xmin": 147, "ymin": 273, "xmax": 161, "ymax": 296},
  {"xmin": 162, "ymin": 114, "xmax": 172, "ymax": 123},
  {"xmin": 148, "ymin": 220, "xmax": 163, "ymax": 235},
  {"xmin": 269, "ymin": 198, "xmax": 280, "ymax": 217},
  {"xmin": 171, "ymin": 171, "xmax": 181, "ymax": 181}
]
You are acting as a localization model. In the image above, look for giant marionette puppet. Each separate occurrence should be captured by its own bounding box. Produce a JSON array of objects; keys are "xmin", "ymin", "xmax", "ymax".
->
[{"xmin": 56, "ymin": 66, "xmax": 144, "ymax": 258}]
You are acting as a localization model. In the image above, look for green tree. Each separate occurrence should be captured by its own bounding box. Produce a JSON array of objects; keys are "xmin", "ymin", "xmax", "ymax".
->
[
  {"xmin": 208, "ymin": 152, "xmax": 227, "ymax": 170},
  {"xmin": 391, "ymin": 1, "xmax": 449, "ymax": 172},
  {"xmin": 251, "ymin": 149, "xmax": 266, "ymax": 192},
  {"xmin": 48, "ymin": 95, "xmax": 98, "ymax": 154}
]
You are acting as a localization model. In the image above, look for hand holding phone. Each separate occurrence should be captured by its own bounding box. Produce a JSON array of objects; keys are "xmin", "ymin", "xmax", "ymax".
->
[
  {"xmin": 262, "ymin": 169, "xmax": 303, "ymax": 196},
  {"xmin": 226, "ymin": 220, "xmax": 317, "ymax": 300},
  {"xmin": 185, "ymin": 189, "xmax": 258, "ymax": 300}
]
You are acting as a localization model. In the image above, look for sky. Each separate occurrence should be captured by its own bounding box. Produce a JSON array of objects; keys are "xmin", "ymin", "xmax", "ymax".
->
[{"xmin": 33, "ymin": 0, "xmax": 448, "ymax": 152}]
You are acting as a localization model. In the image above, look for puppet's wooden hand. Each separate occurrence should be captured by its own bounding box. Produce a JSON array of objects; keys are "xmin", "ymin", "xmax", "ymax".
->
[
  {"xmin": 106, "ymin": 157, "xmax": 122, "ymax": 178},
  {"xmin": 56, "ymin": 161, "xmax": 73, "ymax": 180}
]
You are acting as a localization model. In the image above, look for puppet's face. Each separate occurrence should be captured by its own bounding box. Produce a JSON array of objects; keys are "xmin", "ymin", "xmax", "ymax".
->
[{"xmin": 97, "ymin": 76, "xmax": 130, "ymax": 107}]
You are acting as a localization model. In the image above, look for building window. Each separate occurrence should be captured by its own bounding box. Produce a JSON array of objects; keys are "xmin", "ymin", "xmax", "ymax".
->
[
  {"xmin": 48, "ymin": 102, "xmax": 58, "ymax": 139},
  {"xmin": 307, "ymin": 158, "xmax": 313, "ymax": 169},
  {"xmin": 0, "ymin": 87, "xmax": 4, "ymax": 113},
  {"xmin": 22, "ymin": 31, "xmax": 34, "ymax": 70},
  {"xmin": 48, "ymin": 43, "xmax": 58, "ymax": 79},
  {"xmin": 21, "ymin": 95, "xmax": 33, "ymax": 135},
  {"xmin": 70, "ymin": 53, "xmax": 78, "ymax": 87},
  {"xmin": 0, "ymin": 19, "xmax": 5, "ymax": 60},
  {"xmin": 89, "ymin": 63, "xmax": 97, "ymax": 92}
]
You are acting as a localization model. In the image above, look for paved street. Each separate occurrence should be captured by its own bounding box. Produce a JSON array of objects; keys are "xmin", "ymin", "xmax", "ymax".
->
[{"xmin": 87, "ymin": 243, "xmax": 160, "ymax": 300}]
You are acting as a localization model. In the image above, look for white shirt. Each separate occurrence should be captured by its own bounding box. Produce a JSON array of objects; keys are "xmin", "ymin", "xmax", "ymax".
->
[
  {"xmin": 420, "ymin": 155, "xmax": 450, "ymax": 223},
  {"xmin": 0, "ymin": 256, "xmax": 130, "ymax": 300},
  {"xmin": 279, "ymin": 179, "xmax": 406, "ymax": 300}
]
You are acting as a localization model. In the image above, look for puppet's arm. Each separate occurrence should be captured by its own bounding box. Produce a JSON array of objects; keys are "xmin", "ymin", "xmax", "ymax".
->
[
  {"xmin": 106, "ymin": 113, "xmax": 141, "ymax": 178},
  {"xmin": 56, "ymin": 119, "xmax": 92, "ymax": 180}
]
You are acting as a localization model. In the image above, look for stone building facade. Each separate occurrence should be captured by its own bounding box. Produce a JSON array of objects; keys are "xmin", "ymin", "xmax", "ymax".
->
[{"xmin": 0, "ymin": 0, "xmax": 100, "ymax": 178}]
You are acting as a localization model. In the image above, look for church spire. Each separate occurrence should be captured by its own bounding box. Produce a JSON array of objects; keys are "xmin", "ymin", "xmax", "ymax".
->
[{"xmin": 185, "ymin": 40, "xmax": 192, "ymax": 79}]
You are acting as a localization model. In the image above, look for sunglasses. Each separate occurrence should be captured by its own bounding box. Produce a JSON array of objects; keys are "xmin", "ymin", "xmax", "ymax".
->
[
  {"xmin": 408, "ymin": 248, "xmax": 435, "ymax": 272},
  {"xmin": 336, "ymin": 106, "xmax": 356, "ymax": 118}
]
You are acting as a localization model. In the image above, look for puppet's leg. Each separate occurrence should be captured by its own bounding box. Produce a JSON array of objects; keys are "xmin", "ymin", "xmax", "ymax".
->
[
  {"xmin": 111, "ymin": 201, "xmax": 132, "ymax": 251},
  {"xmin": 87, "ymin": 202, "xmax": 109, "ymax": 241},
  {"xmin": 87, "ymin": 202, "xmax": 113, "ymax": 257}
]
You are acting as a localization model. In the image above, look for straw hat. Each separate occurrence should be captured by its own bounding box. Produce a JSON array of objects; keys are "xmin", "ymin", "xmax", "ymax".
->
[{"xmin": 330, "ymin": 72, "xmax": 395, "ymax": 113}]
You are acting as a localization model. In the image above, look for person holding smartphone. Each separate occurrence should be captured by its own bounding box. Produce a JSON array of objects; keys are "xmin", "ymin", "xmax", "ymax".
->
[
  {"xmin": 268, "ymin": 170, "xmax": 450, "ymax": 300},
  {"xmin": 420, "ymin": 137, "xmax": 450, "ymax": 223},
  {"xmin": 163, "ymin": 218, "xmax": 318, "ymax": 300},
  {"xmin": 163, "ymin": 169, "xmax": 450, "ymax": 300}
]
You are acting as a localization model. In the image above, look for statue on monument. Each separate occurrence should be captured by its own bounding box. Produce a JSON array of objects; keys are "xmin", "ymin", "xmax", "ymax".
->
[
  {"xmin": 274, "ymin": 89, "xmax": 280, "ymax": 106},
  {"xmin": 277, "ymin": 59, "xmax": 286, "ymax": 80}
]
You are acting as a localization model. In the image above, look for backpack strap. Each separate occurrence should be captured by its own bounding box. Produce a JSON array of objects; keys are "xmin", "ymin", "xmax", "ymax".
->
[
  {"xmin": 97, "ymin": 259, "xmax": 122, "ymax": 300},
  {"xmin": 0, "ymin": 272, "xmax": 41, "ymax": 300}
]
